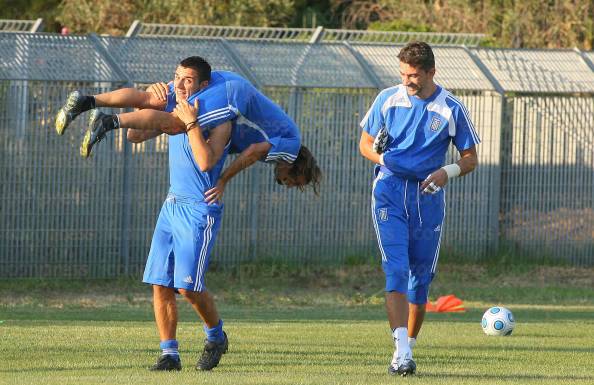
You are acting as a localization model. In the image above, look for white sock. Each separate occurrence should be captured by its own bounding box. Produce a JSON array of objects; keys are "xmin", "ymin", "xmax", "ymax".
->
[
  {"xmin": 392, "ymin": 327, "xmax": 411, "ymax": 359},
  {"xmin": 408, "ymin": 337, "xmax": 417, "ymax": 349},
  {"xmin": 394, "ymin": 336, "xmax": 417, "ymax": 357}
]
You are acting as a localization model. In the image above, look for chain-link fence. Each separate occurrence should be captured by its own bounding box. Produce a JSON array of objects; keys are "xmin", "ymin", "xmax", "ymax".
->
[{"xmin": 1, "ymin": 30, "xmax": 593, "ymax": 278}]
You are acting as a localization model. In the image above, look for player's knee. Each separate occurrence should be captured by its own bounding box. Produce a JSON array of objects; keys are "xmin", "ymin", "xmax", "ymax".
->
[
  {"xmin": 408, "ymin": 294, "xmax": 429, "ymax": 306},
  {"xmin": 152, "ymin": 284, "xmax": 176, "ymax": 302},
  {"xmin": 178, "ymin": 288, "xmax": 207, "ymax": 301},
  {"xmin": 408, "ymin": 290, "xmax": 429, "ymax": 305},
  {"xmin": 153, "ymin": 284, "xmax": 173, "ymax": 294},
  {"xmin": 407, "ymin": 272, "xmax": 434, "ymax": 304},
  {"xmin": 177, "ymin": 288, "xmax": 194, "ymax": 297},
  {"xmin": 384, "ymin": 270, "xmax": 409, "ymax": 293},
  {"xmin": 407, "ymin": 283, "xmax": 431, "ymax": 304}
]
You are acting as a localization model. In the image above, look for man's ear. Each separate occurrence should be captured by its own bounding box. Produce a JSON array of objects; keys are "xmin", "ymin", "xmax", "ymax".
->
[{"xmin": 199, "ymin": 80, "xmax": 209, "ymax": 90}]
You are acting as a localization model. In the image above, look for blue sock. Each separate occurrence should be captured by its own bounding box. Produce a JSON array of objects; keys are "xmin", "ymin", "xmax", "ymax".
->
[
  {"xmin": 160, "ymin": 339, "xmax": 179, "ymax": 358},
  {"xmin": 204, "ymin": 319, "xmax": 225, "ymax": 343}
]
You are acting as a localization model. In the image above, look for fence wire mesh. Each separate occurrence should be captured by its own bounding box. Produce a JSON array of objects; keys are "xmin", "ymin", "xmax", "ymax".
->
[
  {"xmin": 471, "ymin": 48, "xmax": 594, "ymax": 93},
  {"xmin": 0, "ymin": 31, "xmax": 593, "ymax": 278},
  {"xmin": 0, "ymin": 33, "xmax": 123, "ymax": 82}
]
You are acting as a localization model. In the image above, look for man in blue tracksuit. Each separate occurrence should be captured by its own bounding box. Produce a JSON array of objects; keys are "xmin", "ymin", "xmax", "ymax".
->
[
  {"xmin": 140, "ymin": 58, "xmax": 232, "ymax": 372},
  {"xmin": 55, "ymin": 57, "xmax": 233, "ymax": 371},
  {"xmin": 54, "ymin": 58, "xmax": 321, "ymax": 371},
  {"xmin": 359, "ymin": 41, "xmax": 480, "ymax": 376}
]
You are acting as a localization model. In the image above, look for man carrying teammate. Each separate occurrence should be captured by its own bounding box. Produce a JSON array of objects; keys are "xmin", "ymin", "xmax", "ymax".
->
[
  {"xmin": 55, "ymin": 70, "xmax": 321, "ymax": 198},
  {"xmin": 57, "ymin": 57, "xmax": 232, "ymax": 372},
  {"xmin": 54, "ymin": 58, "xmax": 321, "ymax": 371},
  {"xmin": 134, "ymin": 71, "xmax": 321, "ymax": 200},
  {"xmin": 359, "ymin": 41, "xmax": 480, "ymax": 376}
]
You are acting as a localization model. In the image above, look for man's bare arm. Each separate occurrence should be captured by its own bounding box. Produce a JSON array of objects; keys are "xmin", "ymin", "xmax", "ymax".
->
[
  {"xmin": 205, "ymin": 142, "xmax": 272, "ymax": 204},
  {"xmin": 359, "ymin": 131, "xmax": 382, "ymax": 164},
  {"xmin": 176, "ymin": 99, "xmax": 231, "ymax": 172},
  {"xmin": 188, "ymin": 120, "xmax": 231, "ymax": 172},
  {"xmin": 420, "ymin": 146, "xmax": 479, "ymax": 192},
  {"xmin": 219, "ymin": 142, "xmax": 271, "ymax": 184},
  {"xmin": 456, "ymin": 146, "xmax": 479, "ymax": 176}
]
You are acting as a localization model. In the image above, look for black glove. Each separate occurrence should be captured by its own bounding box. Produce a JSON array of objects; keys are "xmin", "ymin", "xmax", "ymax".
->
[{"xmin": 373, "ymin": 126, "xmax": 389, "ymax": 154}]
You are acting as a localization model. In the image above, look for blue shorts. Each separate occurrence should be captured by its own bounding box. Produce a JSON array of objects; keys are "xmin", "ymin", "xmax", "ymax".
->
[
  {"xmin": 142, "ymin": 194, "xmax": 223, "ymax": 292},
  {"xmin": 371, "ymin": 167, "xmax": 445, "ymax": 304}
]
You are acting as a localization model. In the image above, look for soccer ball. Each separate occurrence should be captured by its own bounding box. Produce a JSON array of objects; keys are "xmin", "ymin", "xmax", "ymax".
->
[{"xmin": 481, "ymin": 306, "xmax": 515, "ymax": 336}]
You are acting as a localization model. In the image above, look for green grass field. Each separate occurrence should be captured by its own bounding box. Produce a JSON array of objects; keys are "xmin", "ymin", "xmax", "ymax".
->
[{"xmin": 1, "ymin": 263, "xmax": 593, "ymax": 385}]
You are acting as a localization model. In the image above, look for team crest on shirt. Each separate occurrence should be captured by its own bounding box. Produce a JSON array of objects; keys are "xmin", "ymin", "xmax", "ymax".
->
[
  {"xmin": 378, "ymin": 208, "xmax": 388, "ymax": 222},
  {"xmin": 430, "ymin": 116, "xmax": 442, "ymax": 132}
]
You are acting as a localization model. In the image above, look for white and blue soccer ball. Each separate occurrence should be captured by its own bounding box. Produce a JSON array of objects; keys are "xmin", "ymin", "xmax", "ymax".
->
[{"xmin": 481, "ymin": 306, "xmax": 515, "ymax": 336}]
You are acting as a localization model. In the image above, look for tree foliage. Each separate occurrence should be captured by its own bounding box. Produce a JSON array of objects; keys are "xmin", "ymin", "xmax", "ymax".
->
[
  {"xmin": 1, "ymin": 0, "xmax": 592, "ymax": 49},
  {"xmin": 336, "ymin": 0, "xmax": 593, "ymax": 49},
  {"xmin": 0, "ymin": 0, "xmax": 61, "ymax": 31},
  {"xmin": 56, "ymin": 0, "xmax": 294, "ymax": 35}
]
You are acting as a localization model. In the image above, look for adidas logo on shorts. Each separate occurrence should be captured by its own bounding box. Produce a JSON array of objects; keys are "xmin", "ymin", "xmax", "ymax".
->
[{"xmin": 183, "ymin": 276, "xmax": 194, "ymax": 284}]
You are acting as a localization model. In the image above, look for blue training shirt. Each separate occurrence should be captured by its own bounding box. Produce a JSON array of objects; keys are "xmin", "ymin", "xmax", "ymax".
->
[
  {"xmin": 360, "ymin": 84, "xmax": 480, "ymax": 180},
  {"xmin": 203, "ymin": 71, "xmax": 301, "ymax": 163},
  {"xmin": 165, "ymin": 83, "xmax": 232, "ymax": 200}
]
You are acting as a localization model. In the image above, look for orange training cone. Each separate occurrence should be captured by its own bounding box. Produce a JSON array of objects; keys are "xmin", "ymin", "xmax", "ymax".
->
[{"xmin": 426, "ymin": 294, "xmax": 465, "ymax": 312}]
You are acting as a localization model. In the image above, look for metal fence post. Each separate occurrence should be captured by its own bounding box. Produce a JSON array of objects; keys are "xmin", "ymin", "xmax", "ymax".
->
[
  {"xmin": 30, "ymin": 18, "xmax": 43, "ymax": 33},
  {"xmin": 88, "ymin": 34, "xmax": 134, "ymax": 275},
  {"xmin": 342, "ymin": 42, "xmax": 385, "ymax": 90},
  {"xmin": 217, "ymin": 38, "xmax": 263, "ymax": 88},
  {"xmin": 13, "ymin": 34, "xmax": 29, "ymax": 140},
  {"xmin": 309, "ymin": 26, "xmax": 324, "ymax": 43},
  {"xmin": 120, "ymin": 108, "xmax": 133, "ymax": 275},
  {"xmin": 574, "ymin": 47, "xmax": 594, "ymax": 72},
  {"xmin": 465, "ymin": 47, "xmax": 506, "ymax": 254},
  {"xmin": 217, "ymin": 38, "xmax": 264, "ymax": 261},
  {"xmin": 126, "ymin": 20, "xmax": 141, "ymax": 37},
  {"xmin": 498, "ymin": 96, "xmax": 514, "ymax": 254}
]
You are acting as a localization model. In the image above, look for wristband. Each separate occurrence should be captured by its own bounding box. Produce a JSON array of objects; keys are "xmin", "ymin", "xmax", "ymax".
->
[
  {"xmin": 441, "ymin": 163, "xmax": 461, "ymax": 179},
  {"xmin": 185, "ymin": 121, "xmax": 196, "ymax": 131}
]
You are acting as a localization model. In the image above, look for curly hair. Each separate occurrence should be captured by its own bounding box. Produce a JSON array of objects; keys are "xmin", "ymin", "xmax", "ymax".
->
[
  {"xmin": 290, "ymin": 145, "xmax": 322, "ymax": 196},
  {"xmin": 397, "ymin": 41, "xmax": 435, "ymax": 72}
]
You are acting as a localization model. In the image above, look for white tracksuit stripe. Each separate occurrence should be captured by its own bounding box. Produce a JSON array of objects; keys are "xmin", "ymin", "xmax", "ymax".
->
[
  {"xmin": 195, "ymin": 216, "xmax": 214, "ymax": 291},
  {"xmin": 371, "ymin": 172, "xmax": 388, "ymax": 262},
  {"xmin": 431, "ymin": 191, "xmax": 446, "ymax": 273}
]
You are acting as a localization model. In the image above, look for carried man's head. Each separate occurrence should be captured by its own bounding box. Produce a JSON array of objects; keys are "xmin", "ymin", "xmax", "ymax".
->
[
  {"xmin": 398, "ymin": 42, "xmax": 436, "ymax": 98},
  {"xmin": 274, "ymin": 145, "xmax": 321, "ymax": 195},
  {"xmin": 175, "ymin": 56, "xmax": 211, "ymax": 101}
]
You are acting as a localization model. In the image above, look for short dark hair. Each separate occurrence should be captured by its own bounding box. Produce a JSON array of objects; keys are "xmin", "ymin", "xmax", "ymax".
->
[
  {"xmin": 397, "ymin": 41, "xmax": 435, "ymax": 71},
  {"xmin": 290, "ymin": 145, "xmax": 322, "ymax": 195},
  {"xmin": 179, "ymin": 56, "xmax": 211, "ymax": 83}
]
